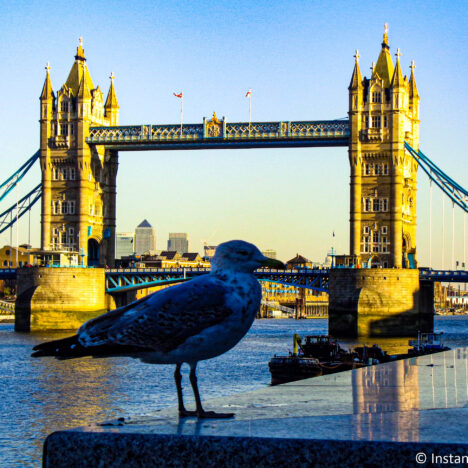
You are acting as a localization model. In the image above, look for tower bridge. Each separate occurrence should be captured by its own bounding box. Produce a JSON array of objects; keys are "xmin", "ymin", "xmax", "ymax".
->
[{"xmin": 4, "ymin": 28, "xmax": 467, "ymax": 335}]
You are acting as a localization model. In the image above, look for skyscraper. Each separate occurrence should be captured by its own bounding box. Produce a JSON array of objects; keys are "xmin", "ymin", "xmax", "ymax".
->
[
  {"xmin": 115, "ymin": 232, "xmax": 134, "ymax": 259},
  {"xmin": 167, "ymin": 233, "xmax": 189, "ymax": 254},
  {"xmin": 135, "ymin": 220, "xmax": 156, "ymax": 254},
  {"xmin": 262, "ymin": 249, "xmax": 277, "ymax": 260}
]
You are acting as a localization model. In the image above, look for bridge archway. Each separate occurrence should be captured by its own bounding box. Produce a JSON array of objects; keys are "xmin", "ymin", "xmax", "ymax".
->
[
  {"xmin": 369, "ymin": 255, "xmax": 381, "ymax": 268},
  {"xmin": 88, "ymin": 238, "xmax": 100, "ymax": 267}
]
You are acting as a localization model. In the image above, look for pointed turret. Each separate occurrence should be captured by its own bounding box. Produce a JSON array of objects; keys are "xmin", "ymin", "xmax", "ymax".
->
[
  {"xmin": 75, "ymin": 36, "xmax": 86, "ymax": 61},
  {"xmin": 40, "ymin": 62, "xmax": 54, "ymax": 101},
  {"xmin": 390, "ymin": 48, "xmax": 404, "ymax": 88},
  {"xmin": 349, "ymin": 50, "xmax": 363, "ymax": 90},
  {"xmin": 373, "ymin": 23, "xmax": 394, "ymax": 87},
  {"xmin": 77, "ymin": 62, "xmax": 91, "ymax": 100},
  {"xmin": 64, "ymin": 38, "xmax": 95, "ymax": 96},
  {"xmin": 105, "ymin": 72, "xmax": 119, "ymax": 109},
  {"xmin": 409, "ymin": 60, "xmax": 419, "ymax": 99},
  {"xmin": 104, "ymin": 72, "xmax": 119, "ymax": 125}
]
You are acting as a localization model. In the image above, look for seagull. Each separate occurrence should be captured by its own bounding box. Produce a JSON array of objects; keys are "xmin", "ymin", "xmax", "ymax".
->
[{"xmin": 32, "ymin": 240, "xmax": 284, "ymax": 418}]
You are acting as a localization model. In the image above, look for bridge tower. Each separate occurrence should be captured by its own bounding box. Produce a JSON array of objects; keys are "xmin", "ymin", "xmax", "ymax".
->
[
  {"xmin": 348, "ymin": 25, "xmax": 420, "ymax": 268},
  {"xmin": 39, "ymin": 39, "xmax": 119, "ymax": 267}
]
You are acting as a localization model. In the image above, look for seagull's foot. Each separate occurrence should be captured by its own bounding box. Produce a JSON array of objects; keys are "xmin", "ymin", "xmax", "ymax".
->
[
  {"xmin": 178, "ymin": 409, "xmax": 198, "ymax": 418},
  {"xmin": 197, "ymin": 410, "xmax": 235, "ymax": 419}
]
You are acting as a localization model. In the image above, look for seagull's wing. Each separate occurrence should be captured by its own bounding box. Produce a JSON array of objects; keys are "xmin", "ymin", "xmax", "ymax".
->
[{"xmin": 78, "ymin": 275, "xmax": 234, "ymax": 352}]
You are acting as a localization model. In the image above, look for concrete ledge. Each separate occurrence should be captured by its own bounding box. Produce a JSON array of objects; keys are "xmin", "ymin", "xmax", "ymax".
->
[
  {"xmin": 43, "ymin": 348, "xmax": 468, "ymax": 467},
  {"xmin": 44, "ymin": 432, "xmax": 468, "ymax": 467}
]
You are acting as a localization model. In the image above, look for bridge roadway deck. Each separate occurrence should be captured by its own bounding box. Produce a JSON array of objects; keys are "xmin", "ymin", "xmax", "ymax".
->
[
  {"xmin": 105, "ymin": 267, "xmax": 468, "ymax": 293},
  {"xmin": 1, "ymin": 267, "xmax": 467, "ymax": 292},
  {"xmin": 43, "ymin": 347, "xmax": 468, "ymax": 466}
]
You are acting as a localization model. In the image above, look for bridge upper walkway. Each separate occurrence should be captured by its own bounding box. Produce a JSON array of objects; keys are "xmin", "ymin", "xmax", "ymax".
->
[{"xmin": 86, "ymin": 119, "xmax": 350, "ymax": 150}]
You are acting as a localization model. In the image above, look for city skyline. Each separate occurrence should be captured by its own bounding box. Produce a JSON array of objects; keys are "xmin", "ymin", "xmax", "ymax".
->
[{"xmin": 1, "ymin": 1, "xmax": 467, "ymax": 265}]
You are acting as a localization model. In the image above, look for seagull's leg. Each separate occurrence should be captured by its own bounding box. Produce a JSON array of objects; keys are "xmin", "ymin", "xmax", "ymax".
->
[
  {"xmin": 174, "ymin": 363, "xmax": 196, "ymax": 417},
  {"xmin": 189, "ymin": 362, "xmax": 234, "ymax": 419}
]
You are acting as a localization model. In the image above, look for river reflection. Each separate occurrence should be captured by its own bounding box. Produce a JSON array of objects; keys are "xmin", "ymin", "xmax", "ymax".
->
[{"xmin": 351, "ymin": 349, "xmax": 468, "ymax": 442}]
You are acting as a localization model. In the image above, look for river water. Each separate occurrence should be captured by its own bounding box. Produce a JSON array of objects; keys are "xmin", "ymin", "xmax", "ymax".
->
[{"xmin": 1, "ymin": 316, "xmax": 467, "ymax": 467}]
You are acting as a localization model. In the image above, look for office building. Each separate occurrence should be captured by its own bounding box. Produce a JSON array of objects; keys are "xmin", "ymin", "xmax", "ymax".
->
[
  {"xmin": 167, "ymin": 233, "xmax": 189, "ymax": 254},
  {"xmin": 115, "ymin": 232, "xmax": 135, "ymax": 259},
  {"xmin": 262, "ymin": 249, "xmax": 277, "ymax": 260},
  {"xmin": 135, "ymin": 220, "xmax": 156, "ymax": 254}
]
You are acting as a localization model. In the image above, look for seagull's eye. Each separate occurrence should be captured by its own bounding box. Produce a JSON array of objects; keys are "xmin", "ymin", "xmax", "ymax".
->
[{"xmin": 238, "ymin": 250, "xmax": 249, "ymax": 256}]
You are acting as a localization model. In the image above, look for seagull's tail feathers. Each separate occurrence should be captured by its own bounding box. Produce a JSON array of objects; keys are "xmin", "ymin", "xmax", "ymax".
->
[
  {"xmin": 31, "ymin": 335, "xmax": 87, "ymax": 359},
  {"xmin": 32, "ymin": 335, "xmax": 153, "ymax": 359}
]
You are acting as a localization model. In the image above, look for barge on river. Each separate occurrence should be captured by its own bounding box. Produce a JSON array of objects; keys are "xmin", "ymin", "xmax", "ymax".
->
[{"xmin": 268, "ymin": 332, "xmax": 449, "ymax": 385}]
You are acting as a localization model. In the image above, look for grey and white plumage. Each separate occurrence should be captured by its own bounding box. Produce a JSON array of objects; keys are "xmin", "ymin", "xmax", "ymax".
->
[{"xmin": 32, "ymin": 240, "xmax": 284, "ymax": 418}]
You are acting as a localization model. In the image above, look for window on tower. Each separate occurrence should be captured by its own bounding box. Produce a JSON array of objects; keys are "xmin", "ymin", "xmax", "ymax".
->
[
  {"xmin": 52, "ymin": 201, "xmax": 61, "ymax": 214},
  {"xmin": 372, "ymin": 92, "xmax": 382, "ymax": 103},
  {"xmin": 372, "ymin": 116, "xmax": 381, "ymax": 128},
  {"xmin": 60, "ymin": 124, "xmax": 68, "ymax": 136},
  {"xmin": 61, "ymin": 101, "xmax": 69, "ymax": 113}
]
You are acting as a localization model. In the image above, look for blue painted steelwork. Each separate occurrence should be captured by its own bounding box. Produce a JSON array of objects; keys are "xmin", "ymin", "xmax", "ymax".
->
[
  {"xmin": 87, "ymin": 120, "xmax": 350, "ymax": 150},
  {"xmin": 405, "ymin": 142, "xmax": 468, "ymax": 213},
  {"xmin": 419, "ymin": 269, "xmax": 468, "ymax": 283},
  {"xmin": 106, "ymin": 273, "xmax": 188, "ymax": 293},
  {"xmin": 1, "ymin": 267, "xmax": 466, "ymax": 292},
  {"xmin": 0, "ymin": 151, "xmax": 40, "ymax": 204},
  {"xmin": 105, "ymin": 267, "xmax": 468, "ymax": 294},
  {"xmin": 0, "ymin": 184, "xmax": 42, "ymax": 234},
  {"xmin": 105, "ymin": 268, "xmax": 330, "ymax": 293},
  {"xmin": 0, "ymin": 269, "xmax": 16, "ymax": 279}
]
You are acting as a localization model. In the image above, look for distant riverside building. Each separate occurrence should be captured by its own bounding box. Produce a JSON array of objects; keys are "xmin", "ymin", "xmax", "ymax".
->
[
  {"xmin": 168, "ymin": 233, "xmax": 189, "ymax": 254},
  {"xmin": 135, "ymin": 220, "xmax": 156, "ymax": 255},
  {"xmin": 119, "ymin": 250, "xmax": 208, "ymax": 269},
  {"xmin": 262, "ymin": 249, "xmax": 277, "ymax": 260},
  {"xmin": 0, "ymin": 245, "xmax": 33, "ymax": 268},
  {"xmin": 115, "ymin": 232, "xmax": 134, "ymax": 259},
  {"xmin": 286, "ymin": 254, "xmax": 313, "ymax": 269},
  {"xmin": 203, "ymin": 245, "xmax": 217, "ymax": 260}
]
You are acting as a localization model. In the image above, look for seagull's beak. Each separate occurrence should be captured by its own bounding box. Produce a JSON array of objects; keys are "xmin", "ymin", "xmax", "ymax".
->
[{"xmin": 259, "ymin": 257, "xmax": 285, "ymax": 269}]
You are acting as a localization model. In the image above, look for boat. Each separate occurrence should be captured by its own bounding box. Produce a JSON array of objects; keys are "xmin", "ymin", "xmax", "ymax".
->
[
  {"xmin": 268, "ymin": 332, "xmax": 452, "ymax": 385},
  {"xmin": 408, "ymin": 332, "xmax": 450, "ymax": 356},
  {"xmin": 268, "ymin": 334, "xmax": 366, "ymax": 385},
  {"xmin": 268, "ymin": 355, "xmax": 322, "ymax": 385}
]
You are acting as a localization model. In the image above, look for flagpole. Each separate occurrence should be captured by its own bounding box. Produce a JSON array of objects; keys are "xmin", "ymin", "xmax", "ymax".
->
[
  {"xmin": 249, "ymin": 93, "xmax": 251, "ymax": 128},
  {"xmin": 180, "ymin": 94, "xmax": 183, "ymax": 136},
  {"xmin": 246, "ymin": 89, "xmax": 252, "ymax": 135}
]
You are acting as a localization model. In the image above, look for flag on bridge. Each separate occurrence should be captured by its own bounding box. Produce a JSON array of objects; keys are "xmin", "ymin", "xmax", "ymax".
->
[
  {"xmin": 174, "ymin": 92, "xmax": 183, "ymax": 98},
  {"xmin": 245, "ymin": 89, "xmax": 251, "ymax": 98}
]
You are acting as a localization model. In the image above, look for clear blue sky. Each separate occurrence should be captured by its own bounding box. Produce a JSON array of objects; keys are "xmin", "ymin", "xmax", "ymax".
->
[{"xmin": 1, "ymin": 0, "xmax": 467, "ymax": 266}]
